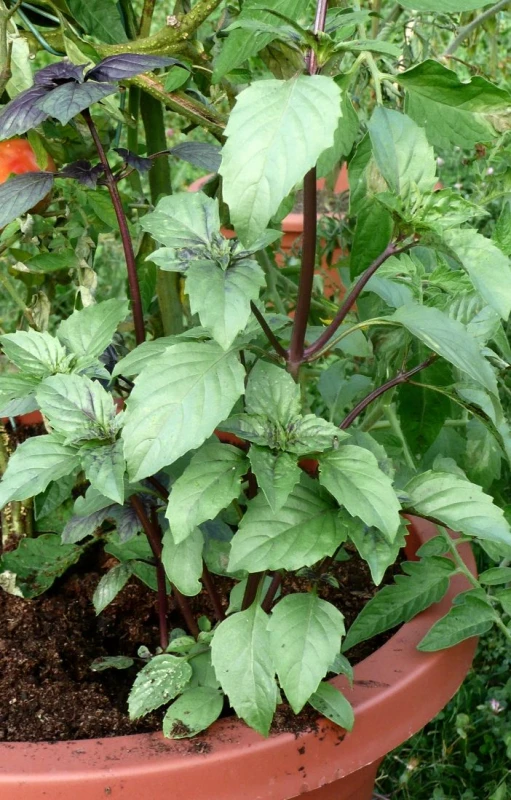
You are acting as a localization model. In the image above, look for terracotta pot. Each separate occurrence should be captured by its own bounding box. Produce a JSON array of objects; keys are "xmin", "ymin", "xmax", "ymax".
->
[
  {"xmin": 188, "ymin": 166, "xmax": 349, "ymax": 300},
  {"xmin": 0, "ymin": 516, "xmax": 477, "ymax": 800}
]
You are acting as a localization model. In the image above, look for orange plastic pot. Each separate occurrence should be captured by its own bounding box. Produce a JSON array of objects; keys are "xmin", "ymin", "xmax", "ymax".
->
[
  {"xmin": 0, "ymin": 515, "xmax": 477, "ymax": 800},
  {"xmin": 188, "ymin": 166, "xmax": 349, "ymax": 300}
]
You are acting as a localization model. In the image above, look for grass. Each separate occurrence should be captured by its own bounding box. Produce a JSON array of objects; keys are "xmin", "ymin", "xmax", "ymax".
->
[{"xmin": 376, "ymin": 627, "xmax": 511, "ymax": 800}]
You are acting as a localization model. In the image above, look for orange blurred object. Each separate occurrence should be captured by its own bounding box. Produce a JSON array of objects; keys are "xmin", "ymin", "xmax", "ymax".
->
[{"xmin": 0, "ymin": 138, "xmax": 56, "ymax": 214}]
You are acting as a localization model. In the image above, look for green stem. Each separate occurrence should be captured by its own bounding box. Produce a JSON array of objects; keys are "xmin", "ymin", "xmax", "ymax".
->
[
  {"xmin": 138, "ymin": 0, "xmax": 156, "ymax": 36},
  {"xmin": 140, "ymin": 92, "xmax": 184, "ymax": 335},
  {"xmin": 443, "ymin": 0, "xmax": 510, "ymax": 56},
  {"xmin": 0, "ymin": 0, "xmax": 22, "ymax": 97}
]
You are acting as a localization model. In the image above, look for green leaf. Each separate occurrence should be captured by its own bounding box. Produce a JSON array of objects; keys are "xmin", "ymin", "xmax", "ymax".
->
[
  {"xmin": 189, "ymin": 650, "xmax": 221, "ymax": 690},
  {"xmin": 213, "ymin": 0, "xmax": 311, "ymax": 82},
  {"xmin": 308, "ymin": 682, "xmax": 354, "ymax": 731},
  {"xmin": 268, "ymin": 593, "xmax": 345, "ymax": 713},
  {"xmin": 164, "ymin": 66, "xmax": 190, "ymax": 93},
  {"xmin": 0, "ymin": 434, "xmax": 80, "ymax": 507},
  {"xmin": 495, "ymin": 588, "xmax": 511, "ymax": 616},
  {"xmin": 399, "ymin": 356, "xmax": 452, "ymax": 456},
  {"xmin": 0, "ymin": 373, "xmax": 39, "ymax": 416},
  {"xmin": 400, "ymin": 0, "xmax": 493, "ymax": 10},
  {"xmin": 128, "ymin": 654, "xmax": 192, "ymax": 720},
  {"xmin": 36, "ymin": 373, "xmax": 117, "ymax": 442},
  {"xmin": 34, "ymin": 472, "xmax": 76, "ymax": 521},
  {"xmin": 122, "ymin": 341, "xmax": 245, "ymax": 481},
  {"xmin": 163, "ymin": 687, "xmax": 223, "ymax": 739},
  {"xmin": 317, "ymin": 92, "xmax": 359, "ymax": 178},
  {"xmin": 349, "ymin": 522, "xmax": 408, "ymax": 585},
  {"xmin": 368, "ymin": 107, "xmax": 436, "ymax": 198},
  {"xmin": 318, "ymin": 445, "xmax": 401, "ymax": 540},
  {"xmin": 141, "ymin": 192, "xmax": 220, "ymax": 250},
  {"xmin": 246, "ymin": 360, "xmax": 300, "ymax": 424},
  {"xmin": 248, "ymin": 446, "xmax": 300, "ymax": 513},
  {"xmin": 93, "ymin": 562, "xmax": 132, "ymax": 615},
  {"xmin": 0, "ymin": 534, "xmax": 83, "ymax": 598},
  {"xmin": 493, "ymin": 204, "xmax": 511, "ymax": 257},
  {"xmin": 67, "ymin": 0, "xmax": 128, "ymax": 43},
  {"xmin": 465, "ymin": 418, "xmax": 501, "ymax": 491},
  {"xmin": 0, "ymin": 172, "xmax": 55, "ymax": 229},
  {"xmin": 398, "ymin": 60, "xmax": 511, "ymax": 150},
  {"xmin": 57, "ymin": 299, "xmax": 129, "ymax": 359},
  {"xmin": 0, "ymin": 328, "xmax": 68, "ymax": 377},
  {"xmin": 338, "ymin": 39, "xmax": 400, "ymax": 58},
  {"xmin": 342, "ymin": 557, "xmax": 455, "ymax": 651},
  {"xmin": 418, "ymin": 592, "xmax": 496, "ymax": 651},
  {"xmin": 443, "ymin": 229, "xmax": 511, "ymax": 321},
  {"xmin": 228, "ymin": 477, "xmax": 348, "ymax": 572},
  {"xmin": 90, "ymin": 656, "xmax": 134, "ymax": 671},
  {"xmin": 220, "ymin": 75, "xmax": 341, "ymax": 246},
  {"xmin": 479, "ymin": 566, "xmax": 511, "ymax": 585},
  {"xmin": 285, "ymin": 415, "xmax": 349, "ymax": 456},
  {"xmin": 81, "ymin": 440, "xmax": 125, "ymax": 505},
  {"xmin": 161, "ymin": 527, "xmax": 203, "ymax": 597},
  {"xmin": 112, "ymin": 336, "xmax": 178, "ymax": 378},
  {"xmin": 350, "ymin": 200, "xmax": 393, "ymax": 279},
  {"xmin": 404, "ymin": 470, "xmax": 511, "ymax": 546},
  {"xmin": 37, "ymin": 82, "xmax": 117, "ymax": 126},
  {"xmin": 392, "ymin": 304, "xmax": 497, "ymax": 395},
  {"xmin": 186, "ymin": 257, "xmax": 265, "ymax": 349},
  {"xmin": 211, "ymin": 603, "xmax": 278, "ymax": 736},
  {"xmin": 166, "ymin": 441, "xmax": 247, "ymax": 543}
]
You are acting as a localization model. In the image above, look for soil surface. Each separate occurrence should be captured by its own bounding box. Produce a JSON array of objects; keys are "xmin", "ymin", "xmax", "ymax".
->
[{"xmin": 0, "ymin": 540, "xmax": 402, "ymax": 743}]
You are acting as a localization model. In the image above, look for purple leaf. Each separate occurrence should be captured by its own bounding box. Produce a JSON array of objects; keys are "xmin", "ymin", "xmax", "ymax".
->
[
  {"xmin": 114, "ymin": 147, "xmax": 153, "ymax": 173},
  {"xmin": 36, "ymin": 81, "xmax": 117, "ymax": 125},
  {"xmin": 108, "ymin": 504, "xmax": 144, "ymax": 543},
  {"xmin": 61, "ymin": 507, "xmax": 112, "ymax": 544},
  {"xmin": 35, "ymin": 61, "xmax": 87, "ymax": 86},
  {"xmin": 60, "ymin": 160, "xmax": 106, "ymax": 188},
  {"xmin": 0, "ymin": 172, "xmax": 55, "ymax": 228},
  {"xmin": 0, "ymin": 86, "xmax": 50, "ymax": 140},
  {"xmin": 170, "ymin": 142, "xmax": 222, "ymax": 173},
  {"xmin": 85, "ymin": 54, "xmax": 184, "ymax": 82}
]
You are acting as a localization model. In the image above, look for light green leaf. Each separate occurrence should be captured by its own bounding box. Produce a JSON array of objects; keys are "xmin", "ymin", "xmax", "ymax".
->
[
  {"xmin": 418, "ymin": 592, "xmax": 496, "ymax": 651},
  {"xmin": 400, "ymin": 0, "xmax": 494, "ymax": 10},
  {"xmin": 317, "ymin": 92, "xmax": 359, "ymax": 178},
  {"xmin": 81, "ymin": 440, "xmax": 125, "ymax": 505},
  {"xmin": 186, "ymin": 257, "xmax": 265, "ymax": 349},
  {"xmin": 465, "ymin": 418, "xmax": 501, "ymax": 491},
  {"xmin": 140, "ymin": 192, "xmax": 220, "ymax": 249},
  {"xmin": 342, "ymin": 557, "xmax": 455, "ymax": 651},
  {"xmin": 166, "ymin": 441, "xmax": 247, "ymax": 543},
  {"xmin": 479, "ymin": 566, "xmax": 511, "ymax": 585},
  {"xmin": 349, "ymin": 522, "xmax": 408, "ymax": 585},
  {"xmin": 0, "ymin": 533, "xmax": 83, "ymax": 598},
  {"xmin": 404, "ymin": 470, "xmax": 511, "ymax": 546},
  {"xmin": 189, "ymin": 650, "xmax": 221, "ymax": 690},
  {"xmin": 112, "ymin": 336, "xmax": 178, "ymax": 378},
  {"xmin": 128, "ymin": 654, "xmax": 192, "ymax": 720},
  {"xmin": 93, "ymin": 562, "xmax": 132, "ymax": 615},
  {"xmin": 36, "ymin": 373, "xmax": 117, "ymax": 442},
  {"xmin": 90, "ymin": 656, "xmax": 134, "ymax": 671},
  {"xmin": 268, "ymin": 593, "xmax": 344, "ymax": 713},
  {"xmin": 228, "ymin": 477, "xmax": 348, "ymax": 572},
  {"xmin": 0, "ymin": 329, "xmax": 69, "ymax": 377},
  {"xmin": 6, "ymin": 35, "xmax": 32, "ymax": 97},
  {"xmin": 392, "ymin": 304, "xmax": 497, "ymax": 394},
  {"xmin": 211, "ymin": 603, "xmax": 278, "ymax": 736},
  {"xmin": 399, "ymin": 60, "xmax": 511, "ymax": 150},
  {"xmin": 443, "ymin": 229, "xmax": 511, "ymax": 321},
  {"xmin": 0, "ymin": 373, "xmax": 39, "ymax": 415},
  {"xmin": 212, "ymin": 0, "xmax": 311, "ymax": 82},
  {"xmin": 368, "ymin": 107, "xmax": 436, "ymax": 198},
  {"xmin": 122, "ymin": 341, "xmax": 245, "ymax": 481},
  {"xmin": 163, "ymin": 687, "xmax": 223, "ymax": 738},
  {"xmin": 493, "ymin": 204, "xmax": 511, "ymax": 257},
  {"xmin": 308, "ymin": 682, "xmax": 354, "ymax": 731},
  {"xmin": 161, "ymin": 527, "xmax": 204, "ymax": 597},
  {"xmin": 220, "ymin": 75, "xmax": 341, "ymax": 246},
  {"xmin": 0, "ymin": 434, "xmax": 80, "ymax": 507},
  {"xmin": 245, "ymin": 360, "xmax": 300, "ymax": 425},
  {"xmin": 57, "ymin": 299, "xmax": 129, "ymax": 359},
  {"xmin": 285, "ymin": 414, "xmax": 349, "ymax": 455},
  {"xmin": 248, "ymin": 446, "xmax": 300, "ymax": 513},
  {"xmin": 350, "ymin": 200, "xmax": 393, "ymax": 278},
  {"xmin": 318, "ymin": 445, "xmax": 401, "ymax": 540}
]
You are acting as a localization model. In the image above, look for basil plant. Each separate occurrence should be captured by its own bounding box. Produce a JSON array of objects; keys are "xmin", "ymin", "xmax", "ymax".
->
[{"xmin": 1, "ymin": 0, "xmax": 511, "ymax": 740}]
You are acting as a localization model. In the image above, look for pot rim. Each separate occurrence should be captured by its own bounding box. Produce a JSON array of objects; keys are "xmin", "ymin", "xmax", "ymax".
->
[{"xmin": 0, "ymin": 516, "xmax": 477, "ymax": 799}]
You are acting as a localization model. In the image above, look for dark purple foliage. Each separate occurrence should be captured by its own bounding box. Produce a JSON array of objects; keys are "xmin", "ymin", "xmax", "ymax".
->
[
  {"xmin": 85, "ymin": 54, "xmax": 183, "ymax": 83},
  {"xmin": 0, "ymin": 86, "xmax": 50, "ymax": 140},
  {"xmin": 60, "ymin": 160, "xmax": 106, "ymax": 189},
  {"xmin": 34, "ymin": 61, "xmax": 87, "ymax": 86},
  {"xmin": 114, "ymin": 148, "xmax": 153, "ymax": 173}
]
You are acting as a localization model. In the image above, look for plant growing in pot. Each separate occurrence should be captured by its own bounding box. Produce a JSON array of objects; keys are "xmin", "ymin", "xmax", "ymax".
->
[{"xmin": 1, "ymin": 1, "xmax": 511, "ymax": 799}]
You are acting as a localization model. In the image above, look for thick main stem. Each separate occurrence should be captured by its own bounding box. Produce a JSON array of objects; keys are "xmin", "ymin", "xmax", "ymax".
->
[
  {"xmin": 82, "ymin": 110, "xmax": 145, "ymax": 345},
  {"xmin": 130, "ymin": 496, "xmax": 169, "ymax": 649},
  {"xmin": 339, "ymin": 354, "xmax": 437, "ymax": 430},
  {"xmin": 287, "ymin": 168, "xmax": 318, "ymax": 378},
  {"xmin": 304, "ymin": 243, "xmax": 408, "ymax": 360}
]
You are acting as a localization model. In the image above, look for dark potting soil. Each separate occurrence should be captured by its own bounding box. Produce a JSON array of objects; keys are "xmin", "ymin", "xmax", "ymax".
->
[{"xmin": 0, "ymin": 541, "xmax": 402, "ymax": 743}]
